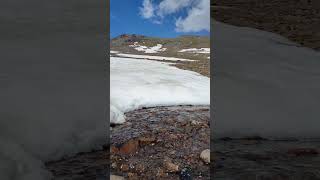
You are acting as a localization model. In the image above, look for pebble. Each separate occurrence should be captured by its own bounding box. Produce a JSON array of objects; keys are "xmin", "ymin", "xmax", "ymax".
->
[
  {"xmin": 111, "ymin": 162, "xmax": 117, "ymax": 169},
  {"xmin": 110, "ymin": 175, "xmax": 124, "ymax": 180},
  {"xmin": 164, "ymin": 160, "xmax": 179, "ymax": 172},
  {"xmin": 127, "ymin": 172, "xmax": 136, "ymax": 177},
  {"xmin": 200, "ymin": 149, "xmax": 210, "ymax": 163},
  {"xmin": 191, "ymin": 120, "xmax": 201, "ymax": 125},
  {"xmin": 120, "ymin": 164, "xmax": 129, "ymax": 172}
]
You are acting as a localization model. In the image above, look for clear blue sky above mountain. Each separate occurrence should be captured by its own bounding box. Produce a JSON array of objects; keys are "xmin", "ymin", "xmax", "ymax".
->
[{"xmin": 110, "ymin": 0, "xmax": 210, "ymax": 38}]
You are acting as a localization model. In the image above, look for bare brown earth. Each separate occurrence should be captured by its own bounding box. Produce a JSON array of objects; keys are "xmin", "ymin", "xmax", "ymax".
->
[
  {"xmin": 212, "ymin": 0, "xmax": 320, "ymax": 50},
  {"xmin": 174, "ymin": 59, "xmax": 210, "ymax": 77}
]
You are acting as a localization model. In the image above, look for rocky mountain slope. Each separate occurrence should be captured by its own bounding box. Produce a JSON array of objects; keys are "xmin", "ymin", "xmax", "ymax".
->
[
  {"xmin": 110, "ymin": 34, "xmax": 210, "ymax": 77},
  {"xmin": 212, "ymin": 0, "xmax": 320, "ymax": 50},
  {"xmin": 110, "ymin": 34, "xmax": 210, "ymax": 61}
]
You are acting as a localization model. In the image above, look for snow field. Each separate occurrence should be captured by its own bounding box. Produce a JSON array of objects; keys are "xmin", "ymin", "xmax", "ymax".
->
[{"xmin": 110, "ymin": 57, "xmax": 210, "ymax": 124}]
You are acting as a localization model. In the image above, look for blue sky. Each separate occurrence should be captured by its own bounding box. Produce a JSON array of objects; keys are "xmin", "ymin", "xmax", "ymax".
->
[{"xmin": 110, "ymin": 0, "xmax": 210, "ymax": 38}]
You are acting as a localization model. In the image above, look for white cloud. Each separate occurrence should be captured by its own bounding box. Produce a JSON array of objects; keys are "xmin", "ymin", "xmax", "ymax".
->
[
  {"xmin": 139, "ymin": 0, "xmax": 210, "ymax": 33},
  {"xmin": 175, "ymin": 0, "xmax": 210, "ymax": 32},
  {"xmin": 157, "ymin": 0, "xmax": 194, "ymax": 17},
  {"xmin": 140, "ymin": 0, "xmax": 155, "ymax": 19}
]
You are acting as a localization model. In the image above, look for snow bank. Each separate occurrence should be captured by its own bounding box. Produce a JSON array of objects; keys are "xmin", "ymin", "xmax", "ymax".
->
[
  {"xmin": 1, "ymin": 34, "xmax": 106, "ymax": 179},
  {"xmin": 115, "ymin": 53, "xmax": 195, "ymax": 62},
  {"xmin": 213, "ymin": 20, "xmax": 320, "ymax": 138},
  {"xmin": 110, "ymin": 57, "xmax": 210, "ymax": 124},
  {"xmin": 110, "ymin": 50, "xmax": 120, "ymax": 54},
  {"xmin": 129, "ymin": 42, "xmax": 167, "ymax": 53},
  {"xmin": 1, "ymin": 73, "xmax": 106, "ymax": 180},
  {"xmin": 179, "ymin": 48, "xmax": 210, "ymax": 54}
]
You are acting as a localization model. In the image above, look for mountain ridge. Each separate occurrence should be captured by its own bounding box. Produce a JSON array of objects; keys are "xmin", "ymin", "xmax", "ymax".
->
[{"xmin": 110, "ymin": 34, "xmax": 210, "ymax": 61}]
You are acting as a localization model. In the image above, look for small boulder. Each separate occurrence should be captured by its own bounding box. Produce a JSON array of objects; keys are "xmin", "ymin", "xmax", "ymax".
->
[
  {"xmin": 200, "ymin": 149, "xmax": 210, "ymax": 163},
  {"xmin": 110, "ymin": 175, "xmax": 124, "ymax": 180}
]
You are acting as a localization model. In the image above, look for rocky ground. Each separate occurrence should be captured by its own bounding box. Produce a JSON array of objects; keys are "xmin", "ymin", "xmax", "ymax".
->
[
  {"xmin": 212, "ymin": 0, "xmax": 320, "ymax": 50},
  {"xmin": 110, "ymin": 106, "xmax": 210, "ymax": 179},
  {"xmin": 46, "ymin": 106, "xmax": 210, "ymax": 179}
]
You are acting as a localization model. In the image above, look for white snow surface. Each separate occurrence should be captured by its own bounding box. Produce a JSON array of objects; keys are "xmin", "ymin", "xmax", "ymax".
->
[
  {"xmin": 129, "ymin": 42, "xmax": 167, "ymax": 53},
  {"xmin": 213, "ymin": 20, "xmax": 320, "ymax": 138},
  {"xmin": 110, "ymin": 50, "xmax": 120, "ymax": 54},
  {"xmin": 179, "ymin": 48, "xmax": 210, "ymax": 54},
  {"xmin": 110, "ymin": 57, "xmax": 210, "ymax": 124},
  {"xmin": 115, "ymin": 53, "xmax": 195, "ymax": 61}
]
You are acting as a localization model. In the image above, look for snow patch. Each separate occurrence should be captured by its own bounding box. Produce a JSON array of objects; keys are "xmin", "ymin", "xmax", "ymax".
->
[
  {"xmin": 129, "ymin": 42, "xmax": 167, "ymax": 53},
  {"xmin": 110, "ymin": 57, "xmax": 210, "ymax": 124},
  {"xmin": 179, "ymin": 48, "xmax": 210, "ymax": 54},
  {"xmin": 116, "ymin": 53, "xmax": 196, "ymax": 62},
  {"xmin": 110, "ymin": 50, "xmax": 120, "ymax": 54}
]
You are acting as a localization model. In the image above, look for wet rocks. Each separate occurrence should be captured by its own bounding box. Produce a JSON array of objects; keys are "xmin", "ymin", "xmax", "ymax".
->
[
  {"xmin": 287, "ymin": 148, "xmax": 319, "ymax": 157},
  {"xmin": 242, "ymin": 153, "xmax": 272, "ymax": 161},
  {"xmin": 214, "ymin": 139, "xmax": 320, "ymax": 179},
  {"xmin": 45, "ymin": 150, "xmax": 109, "ymax": 179}
]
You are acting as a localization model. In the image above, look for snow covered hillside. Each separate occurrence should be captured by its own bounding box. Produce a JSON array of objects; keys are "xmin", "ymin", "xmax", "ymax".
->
[
  {"xmin": 110, "ymin": 34, "xmax": 210, "ymax": 61},
  {"xmin": 213, "ymin": 20, "xmax": 320, "ymax": 138}
]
